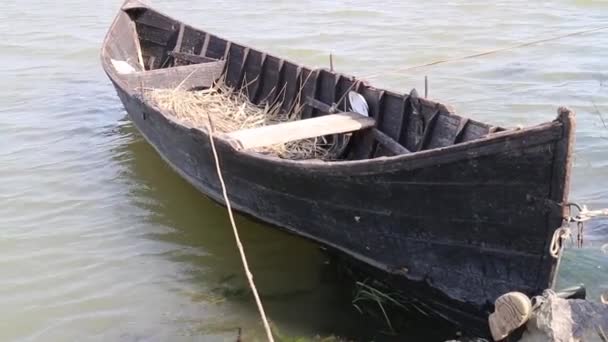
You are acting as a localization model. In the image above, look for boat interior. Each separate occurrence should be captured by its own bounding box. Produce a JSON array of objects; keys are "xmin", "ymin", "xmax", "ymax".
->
[{"xmin": 118, "ymin": 5, "xmax": 509, "ymax": 161}]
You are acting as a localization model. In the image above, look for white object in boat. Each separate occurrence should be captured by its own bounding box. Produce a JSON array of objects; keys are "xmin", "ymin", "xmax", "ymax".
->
[
  {"xmin": 111, "ymin": 59, "xmax": 136, "ymax": 75},
  {"xmin": 349, "ymin": 91, "xmax": 369, "ymax": 117}
]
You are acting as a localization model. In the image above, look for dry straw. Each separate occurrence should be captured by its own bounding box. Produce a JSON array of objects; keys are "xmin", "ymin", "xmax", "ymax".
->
[{"xmin": 146, "ymin": 77, "xmax": 334, "ymax": 160}]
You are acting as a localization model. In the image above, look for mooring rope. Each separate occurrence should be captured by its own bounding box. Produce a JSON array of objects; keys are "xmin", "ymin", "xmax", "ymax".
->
[
  {"xmin": 550, "ymin": 203, "xmax": 608, "ymax": 257},
  {"xmin": 205, "ymin": 115, "xmax": 275, "ymax": 342},
  {"xmin": 550, "ymin": 227, "xmax": 571, "ymax": 258},
  {"xmin": 365, "ymin": 24, "xmax": 608, "ymax": 78}
]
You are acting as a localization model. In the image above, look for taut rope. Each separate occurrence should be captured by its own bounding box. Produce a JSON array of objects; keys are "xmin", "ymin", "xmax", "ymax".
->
[{"xmin": 205, "ymin": 115, "xmax": 275, "ymax": 342}]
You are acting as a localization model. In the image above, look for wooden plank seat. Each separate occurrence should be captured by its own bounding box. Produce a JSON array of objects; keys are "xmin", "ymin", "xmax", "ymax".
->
[
  {"xmin": 169, "ymin": 51, "xmax": 219, "ymax": 65},
  {"xmin": 223, "ymin": 112, "xmax": 375, "ymax": 150},
  {"xmin": 305, "ymin": 96, "xmax": 411, "ymax": 156},
  {"xmin": 123, "ymin": 60, "xmax": 225, "ymax": 89}
]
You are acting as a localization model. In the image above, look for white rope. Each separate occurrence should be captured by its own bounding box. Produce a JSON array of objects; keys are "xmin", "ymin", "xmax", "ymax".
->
[
  {"xmin": 205, "ymin": 116, "xmax": 275, "ymax": 342},
  {"xmin": 550, "ymin": 227, "xmax": 571, "ymax": 258},
  {"xmin": 572, "ymin": 205, "xmax": 608, "ymax": 223}
]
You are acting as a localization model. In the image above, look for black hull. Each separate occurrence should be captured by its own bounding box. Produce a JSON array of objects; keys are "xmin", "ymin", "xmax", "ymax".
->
[
  {"xmin": 102, "ymin": 1, "xmax": 575, "ymax": 335},
  {"xmin": 115, "ymin": 82, "xmax": 566, "ymax": 329}
]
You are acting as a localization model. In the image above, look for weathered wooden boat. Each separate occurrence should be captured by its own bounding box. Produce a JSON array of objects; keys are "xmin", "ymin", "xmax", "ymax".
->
[{"xmin": 102, "ymin": 0, "xmax": 576, "ymax": 334}]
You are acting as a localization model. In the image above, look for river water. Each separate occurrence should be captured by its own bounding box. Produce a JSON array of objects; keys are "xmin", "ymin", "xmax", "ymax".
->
[{"xmin": 1, "ymin": 0, "xmax": 607, "ymax": 341}]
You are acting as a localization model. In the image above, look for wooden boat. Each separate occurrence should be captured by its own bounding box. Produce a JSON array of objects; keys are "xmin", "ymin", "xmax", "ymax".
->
[{"xmin": 101, "ymin": 0, "xmax": 576, "ymax": 333}]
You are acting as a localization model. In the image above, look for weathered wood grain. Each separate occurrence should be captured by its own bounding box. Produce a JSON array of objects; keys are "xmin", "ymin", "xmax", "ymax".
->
[
  {"xmin": 125, "ymin": 60, "xmax": 225, "ymax": 89},
  {"xmin": 371, "ymin": 129, "xmax": 411, "ymax": 155},
  {"xmin": 170, "ymin": 51, "xmax": 217, "ymax": 65},
  {"xmin": 224, "ymin": 112, "xmax": 375, "ymax": 150}
]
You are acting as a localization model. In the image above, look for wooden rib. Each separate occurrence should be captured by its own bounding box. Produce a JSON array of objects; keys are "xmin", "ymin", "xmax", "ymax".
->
[
  {"xmin": 301, "ymin": 70, "xmax": 319, "ymax": 119},
  {"xmin": 334, "ymin": 75, "xmax": 349, "ymax": 110},
  {"xmin": 371, "ymin": 129, "xmax": 411, "ymax": 155},
  {"xmin": 223, "ymin": 41, "xmax": 232, "ymax": 60},
  {"xmin": 250, "ymin": 53, "xmax": 267, "ymax": 104},
  {"xmin": 375, "ymin": 90, "xmax": 386, "ymax": 126},
  {"xmin": 224, "ymin": 112, "xmax": 375, "ymax": 150},
  {"xmin": 416, "ymin": 109, "xmax": 440, "ymax": 151},
  {"xmin": 306, "ymin": 97, "xmax": 335, "ymax": 113},
  {"xmin": 147, "ymin": 56, "xmax": 156, "ymax": 70},
  {"xmin": 264, "ymin": 59, "xmax": 285, "ymax": 104},
  {"xmin": 199, "ymin": 34, "xmax": 210, "ymax": 56},
  {"xmin": 310, "ymin": 70, "xmax": 323, "ymax": 117},
  {"xmin": 346, "ymin": 81, "xmax": 372, "ymax": 159},
  {"xmin": 126, "ymin": 18, "xmax": 145, "ymax": 70},
  {"xmin": 371, "ymin": 90, "xmax": 386, "ymax": 156},
  {"xmin": 236, "ymin": 47, "xmax": 250, "ymax": 89},
  {"xmin": 274, "ymin": 59, "xmax": 286, "ymax": 104},
  {"xmin": 283, "ymin": 65, "xmax": 302, "ymax": 113},
  {"xmin": 395, "ymin": 95, "xmax": 409, "ymax": 144},
  {"xmin": 318, "ymin": 70, "xmax": 336, "ymax": 106},
  {"xmin": 452, "ymin": 118, "xmax": 470, "ymax": 144},
  {"xmin": 173, "ymin": 23, "xmax": 185, "ymax": 53},
  {"xmin": 355, "ymin": 81, "xmax": 364, "ymax": 93}
]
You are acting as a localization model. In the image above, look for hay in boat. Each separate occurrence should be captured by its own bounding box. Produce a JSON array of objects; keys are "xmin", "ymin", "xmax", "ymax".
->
[{"xmin": 145, "ymin": 78, "xmax": 336, "ymax": 160}]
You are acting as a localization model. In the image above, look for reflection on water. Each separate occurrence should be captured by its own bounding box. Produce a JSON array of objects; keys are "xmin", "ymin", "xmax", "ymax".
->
[{"xmin": 1, "ymin": 0, "xmax": 607, "ymax": 340}]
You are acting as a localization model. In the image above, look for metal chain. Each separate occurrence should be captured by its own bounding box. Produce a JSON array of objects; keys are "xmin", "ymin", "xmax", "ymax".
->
[
  {"xmin": 563, "ymin": 202, "xmax": 608, "ymax": 249},
  {"xmin": 549, "ymin": 202, "xmax": 608, "ymax": 258}
]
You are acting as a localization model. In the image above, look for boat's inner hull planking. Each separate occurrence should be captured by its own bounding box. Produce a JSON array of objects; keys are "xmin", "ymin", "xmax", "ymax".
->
[{"xmin": 125, "ymin": 6, "xmax": 508, "ymax": 161}]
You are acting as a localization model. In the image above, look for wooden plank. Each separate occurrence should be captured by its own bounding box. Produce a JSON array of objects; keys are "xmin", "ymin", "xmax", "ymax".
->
[
  {"xmin": 180, "ymin": 26, "xmax": 205, "ymax": 55},
  {"xmin": 427, "ymin": 114, "xmax": 462, "ymax": 149},
  {"xmin": 379, "ymin": 92, "xmax": 406, "ymax": 140},
  {"xmin": 236, "ymin": 47, "xmax": 250, "ymax": 88},
  {"xmin": 172, "ymin": 23, "xmax": 185, "ymax": 53},
  {"xmin": 300, "ymin": 69, "xmax": 319, "ymax": 119},
  {"xmin": 241, "ymin": 50, "xmax": 265, "ymax": 102},
  {"xmin": 416, "ymin": 109, "xmax": 440, "ymax": 151},
  {"xmin": 206, "ymin": 35, "xmax": 228, "ymax": 60},
  {"xmin": 461, "ymin": 120, "xmax": 492, "ymax": 142},
  {"xmin": 280, "ymin": 62, "xmax": 300, "ymax": 113},
  {"xmin": 125, "ymin": 60, "xmax": 225, "ymax": 90},
  {"xmin": 257, "ymin": 56, "xmax": 283, "ymax": 104},
  {"xmin": 133, "ymin": 9, "xmax": 176, "ymax": 32},
  {"xmin": 317, "ymin": 70, "xmax": 336, "ymax": 117},
  {"xmin": 335, "ymin": 75, "xmax": 355, "ymax": 111},
  {"xmin": 199, "ymin": 34, "xmax": 210, "ymax": 56},
  {"xmin": 452, "ymin": 118, "xmax": 470, "ymax": 144},
  {"xmin": 403, "ymin": 89, "xmax": 421, "ymax": 151},
  {"xmin": 225, "ymin": 44, "xmax": 247, "ymax": 88},
  {"xmin": 361, "ymin": 87, "xmax": 383, "ymax": 119},
  {"xmin": 371, "ymin": 129, "xmax": 411, "ymax": 155},
  {"xmin": 223, "ymin": 42, "xmax": 232, "ymax": 60},
  {"xmin": 136, "ymin": 23, "xmax": 173, "ymax": 46},
  {"xmin": 306, "ymin": 96, "xmax": 335, "ymax": 113},
  {"xmin": 224, "ymin": 112, "xmax": 375, "ymax": 150},
  {"xmin": 396, "ymin": 95, "xmax": 411, "ymax": 146},
  {"xmin": 170, "ymin": 51, "xmax": 218, "ymax": 64}
]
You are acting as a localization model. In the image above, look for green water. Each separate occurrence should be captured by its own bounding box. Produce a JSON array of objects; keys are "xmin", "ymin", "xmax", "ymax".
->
[{"xmin": 1, "ymin": 0, "xmax": 607, "ymax": 340}]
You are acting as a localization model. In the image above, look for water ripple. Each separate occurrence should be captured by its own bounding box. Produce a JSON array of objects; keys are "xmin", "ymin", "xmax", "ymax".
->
[{"xmin": 1, "ymin": 0, "xmax": 607, "ymax": 341}]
